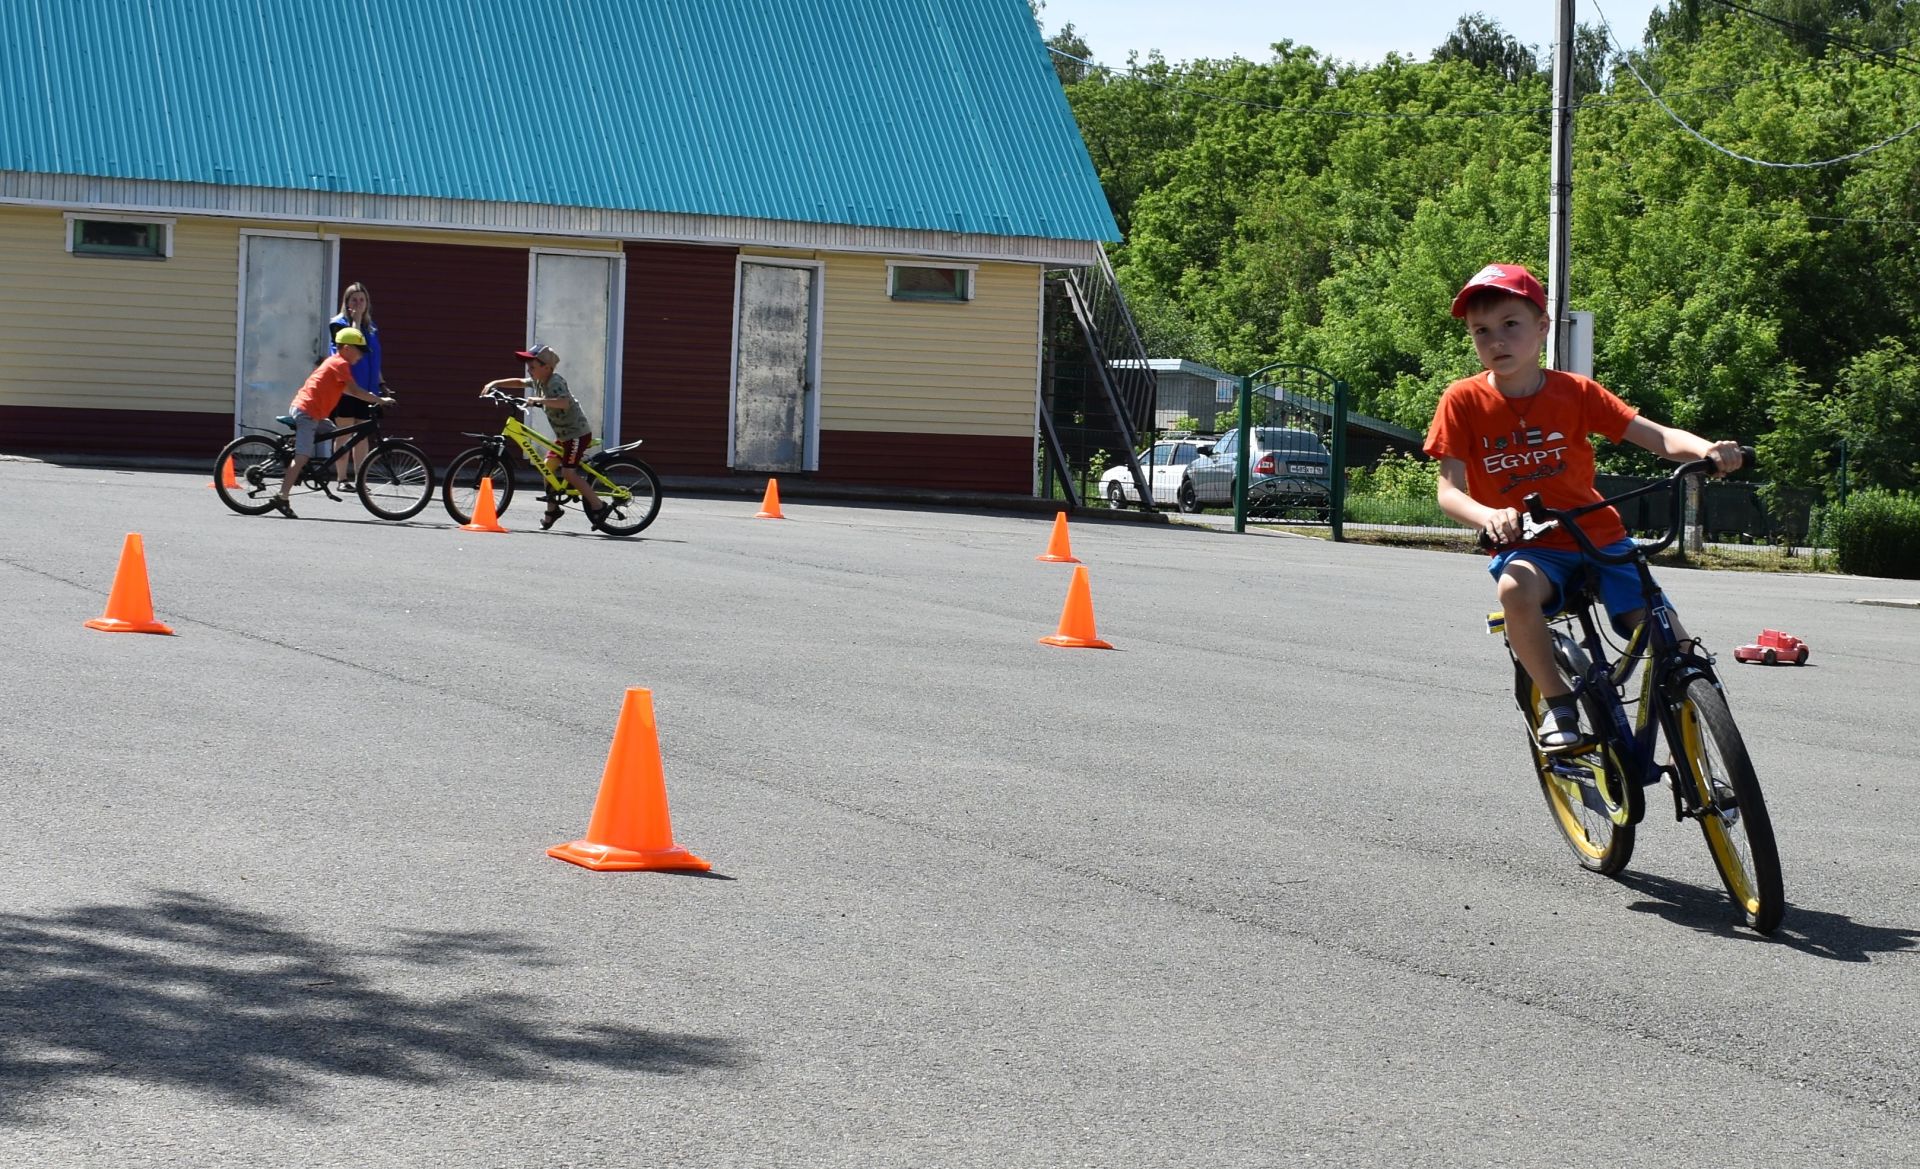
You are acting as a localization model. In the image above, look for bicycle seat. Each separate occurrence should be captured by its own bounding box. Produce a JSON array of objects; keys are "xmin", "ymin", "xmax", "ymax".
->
[{"xmin": 275, "ymin": 414, "xmax": 296, "ymax": 428}]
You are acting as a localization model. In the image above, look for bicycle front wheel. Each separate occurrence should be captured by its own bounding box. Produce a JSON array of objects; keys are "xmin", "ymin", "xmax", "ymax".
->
[
  {"xmin": 442, "ymin": 448, "xmax": 517, "ymax": 525},
  {"xmin": 213, "ymin": 435, "xmax": 290, "ymax": 516},
  {"xmin": 356, "ymin": 440, "xmax": 435, "ymax": 521},
  {"xmin": 588, "ymin": 458, "xmax": 662, "ymax": 536},
  {"xmin": 1520, "ymin": 638, "xmax": 1636, "ymax": 875},
  {"xmin": 1671, "ymin": 678, "xmax": 1785, "ymax": 933}
]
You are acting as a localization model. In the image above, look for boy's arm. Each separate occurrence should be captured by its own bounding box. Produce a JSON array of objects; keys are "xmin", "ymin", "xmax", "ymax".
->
[
  {"xmin": 481, "ymin": 377, "xmax": 532, "ymax": 396},
  {"xmin": 1622, "ymin": 417, "xmax": 1743, "ymax": 475},
  {"xmin": 1436, "ymin": 457, "xmax": 1517, "ymax": 543}
]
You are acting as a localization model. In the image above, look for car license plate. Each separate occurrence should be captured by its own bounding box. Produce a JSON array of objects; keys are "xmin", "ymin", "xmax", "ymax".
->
[{"xmin": 1287, "ymin": 462, "xmax": 1320, "ymax": 476}]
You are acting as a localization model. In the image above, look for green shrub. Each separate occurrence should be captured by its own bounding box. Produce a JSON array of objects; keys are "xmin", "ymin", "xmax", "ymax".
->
[
  {"xmin": 1828, "ymin": 489, "xmax": 1920, "ymax": 579},
  {"xmin": 1346, "ymin": 450, "xmax": 1437, "ymax": 502}
]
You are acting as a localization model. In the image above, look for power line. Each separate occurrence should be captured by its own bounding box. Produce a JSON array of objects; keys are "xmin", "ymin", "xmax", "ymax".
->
[
  {"xmin": 1594, "ymin": 2, "xmax": 1920, "ymax": 168},
  {"xmin": 1706, "ymin": 0, "xmax": 1920, "ymax": 78},
  {"xmin": 1045, "ymin": 47, "xmax": 1547, "ymax": 120},
  {"xmin": 1049, "ymin": 45, "xmax": 1862, "ymax": 122}
]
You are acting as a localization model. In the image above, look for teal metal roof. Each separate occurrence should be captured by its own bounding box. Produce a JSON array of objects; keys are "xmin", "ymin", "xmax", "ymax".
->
[{"xmin": 2, "ymin": 0, "xmax": 1118, "ymax": 242}]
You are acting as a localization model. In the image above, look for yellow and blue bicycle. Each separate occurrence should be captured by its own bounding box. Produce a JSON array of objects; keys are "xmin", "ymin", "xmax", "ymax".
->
[
  {"xmin": 440, "ymin": 389, "xmax": 662, "ymax": 536},
  {"xmin": 1487, "ymin": 450, "xmax": 1784, "ymax": 934}
]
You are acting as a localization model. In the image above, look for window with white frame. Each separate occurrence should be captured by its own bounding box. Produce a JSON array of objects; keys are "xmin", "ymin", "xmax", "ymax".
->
[
  {"xmin": 887, "ymin": 262, "xmax": 974, "ymax": 302},
  {"xmin": 67, "ymin": 215, "xmax": 173, "ymax": 259}
]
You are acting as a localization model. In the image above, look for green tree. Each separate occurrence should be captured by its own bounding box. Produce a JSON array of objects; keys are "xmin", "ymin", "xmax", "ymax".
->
[{"xmin": 1433, "ymin": 13, "xmax": 1539, "ymax": 81}]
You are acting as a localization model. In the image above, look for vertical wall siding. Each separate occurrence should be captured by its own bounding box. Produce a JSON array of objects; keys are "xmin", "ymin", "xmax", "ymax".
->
[
  {"xmin": 621, "ymin": 242, "xmax": 738, "ymax": 477},
  {"xmin": 0, "ymin": 206, "xmax": 238, "ymax": 414},
  {"xmin": 813, "ymin": 254, "xmax": 1041, "ymax": 437},
  {"xmin": 337, "ymin": 238, "xmax": 534, "ymax": 465}
]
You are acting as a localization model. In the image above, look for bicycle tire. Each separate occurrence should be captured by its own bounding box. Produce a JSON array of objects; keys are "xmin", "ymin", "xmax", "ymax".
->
[
  {"xmin": 442, "ymin": 448, "xmax": 517, "ymax": 525},
  {"xmin": 356, "ymin": 440, "xmax": 435, "ymax": 521},
  {"xmin": 213, "ymin": 435, "xmax": 290, "ymax": 516},
  {"xmin": 1519, "ymin": 636, "xmax": 1637, "ymax": 875},
  {"xmin": 587, "ymin": 457, "xmax": 662, "ymax": 536},
  {"xmin": 1670, "ymin": 677, "xmax": 1785, "ymax": 933}
]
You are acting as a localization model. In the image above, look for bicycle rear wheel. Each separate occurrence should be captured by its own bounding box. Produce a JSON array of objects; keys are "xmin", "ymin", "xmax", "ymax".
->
[
  {"xmin": 213, "ymin": 435, "xmax": 289, "ymax": 516},
  {"xmin": 1519, "ymin": 637, "xmax": 1637, "ymax": 875},
  {"xmin": 442, "ymin": 448, "xmax": 517, "ymax": 525},
  {"xmin": 588, "ymin": 457, "xmax": 662, "ymax": 536},
  {"xmin": 356, "ymin": 440, "xmax": 434, "ymax": 521},
  {"xmin": 1670, "ymin": 678, "xmax": 1785, "ymax": 933}
]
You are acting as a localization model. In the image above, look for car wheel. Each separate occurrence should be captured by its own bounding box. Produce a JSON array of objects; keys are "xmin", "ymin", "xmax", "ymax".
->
[
  {"xmin": 1177, "ymin": 478, "xmax": 1202, "ymax": 513},
  {"xmin": 1106, "ymin": 481, "xmax": 1128, "ymax": 509},
  {"xmin": 1762, "ymin": 648, "xmax": 1777, "ymax": 666},
  {"xmin": 1795, "ymin": 646, "xmax": 1809, "ymax": 665}
]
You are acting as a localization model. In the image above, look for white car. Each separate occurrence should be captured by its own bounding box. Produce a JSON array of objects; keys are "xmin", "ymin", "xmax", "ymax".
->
[{"xmin": 1100, "ymin": 437, "xmax": 1211, "ymax": 508}]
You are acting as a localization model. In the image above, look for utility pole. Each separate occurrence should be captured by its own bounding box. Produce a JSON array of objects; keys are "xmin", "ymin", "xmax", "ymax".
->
[{"xmin": 1546, "ymin": 0, "xmax": 1576, "ymax": 370}]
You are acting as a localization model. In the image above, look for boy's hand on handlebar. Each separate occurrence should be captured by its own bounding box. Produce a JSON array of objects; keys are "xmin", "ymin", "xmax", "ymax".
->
[
  {"xmin": 1482, "ymin": 506, "xmax": 1524, "ymax": 547},
  {"xmin": 1705, "ymin": 441, "xmax": 1743, "ymax": 477}
]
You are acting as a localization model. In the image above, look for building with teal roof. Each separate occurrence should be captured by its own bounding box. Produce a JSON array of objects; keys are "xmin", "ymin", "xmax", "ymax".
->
[{"xmin": 0, "ymin": 0, "xmax": 1121, "ymax": 494}]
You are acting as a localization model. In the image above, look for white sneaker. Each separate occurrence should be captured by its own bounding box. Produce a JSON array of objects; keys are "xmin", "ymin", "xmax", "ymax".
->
[{"xmin": 1537, "ymin": 704, "xmax": 1582, "ymax": 753}]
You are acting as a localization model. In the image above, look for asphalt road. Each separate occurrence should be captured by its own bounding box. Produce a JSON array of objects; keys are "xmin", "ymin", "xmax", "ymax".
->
[{"xmin": 3, "ymin": 460, "xmax": 1917, "ymax": 1166}]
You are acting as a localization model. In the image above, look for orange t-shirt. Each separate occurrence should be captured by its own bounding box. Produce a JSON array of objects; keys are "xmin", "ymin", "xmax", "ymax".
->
[
  {"xmin": 291, "ymin": 353, "xmax": 357, "ymax": 420},
  {"xmin": 1424, "ymin": 369, "xmax": 1639, "ymax": 553}
]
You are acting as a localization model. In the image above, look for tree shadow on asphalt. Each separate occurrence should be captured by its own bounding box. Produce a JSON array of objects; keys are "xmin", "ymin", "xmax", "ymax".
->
[
  {"xmin": 1616, "ymin": 871, "xmax": 1920, "ymax": 960},
  {"xmin": 0, "ymin": 890, "xmax": 743, "ymax": 1126}
]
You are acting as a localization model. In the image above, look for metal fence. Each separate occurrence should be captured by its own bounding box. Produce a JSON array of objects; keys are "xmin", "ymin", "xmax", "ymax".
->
[{"xmin": 1328, "ymin": 459, "xmax": 1835, "ymax": 569}]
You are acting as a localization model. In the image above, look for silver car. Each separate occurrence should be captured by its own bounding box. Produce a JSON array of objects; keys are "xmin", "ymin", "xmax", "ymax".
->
[{"xmin": 1179, "ymin": 427, "xmax": 1334, "ymax": 516}]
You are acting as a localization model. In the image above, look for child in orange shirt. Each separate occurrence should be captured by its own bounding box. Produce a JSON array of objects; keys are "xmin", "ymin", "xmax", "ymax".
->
[
  {"xmin": 1424, "ymin": 265, "xmax": 1741, "ymax": 751},
  {"xmin": 271, "ymin": 327, "xmax": 395, "ymax": 517}
]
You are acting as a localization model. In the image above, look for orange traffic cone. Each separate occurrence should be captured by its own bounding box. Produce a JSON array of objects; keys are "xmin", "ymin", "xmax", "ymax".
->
[
  {"xmin": 206, "ymin": 456, "xmax": 237, "ymax": 490},
  {"xmin": 1039, "ymin": 565, "xmax": 1112, "ymax": 649},
  {"xmin": 1036, "ymin": 511, "xmax": 1079, "ymax": 563},
  {"xmin": 85, "ymin": 533, "xmax": 175, "ymax": 635},
  {"xmin": 755, "ymin": 478, "xmax": 786, "ymax": 519},
  {"xmin": 460, "ymin": 477, "xmax": 509, "ymax": 533},
  {"xmin": 549, "ymin": 688, "xmax": 711, "ymax": 872}
]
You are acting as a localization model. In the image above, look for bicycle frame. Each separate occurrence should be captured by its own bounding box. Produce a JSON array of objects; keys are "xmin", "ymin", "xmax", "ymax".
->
[
  {"xmin": 491, "ymin": 414, "xmax": 620, "ymax": 496},
  {"xmin": 242, "ymin": 414, "xmax": 385, "ymax": 486},
  {"xmin": 1534, "ymin": 570, "xmax": 1721, "ymax": 825},
  {"xmin": 1499, "ymin": 458, "xmax": 1740, "ymax": 826}
]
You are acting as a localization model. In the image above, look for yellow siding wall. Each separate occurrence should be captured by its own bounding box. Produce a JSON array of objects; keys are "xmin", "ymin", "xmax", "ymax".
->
[
  {"xmin": 746, "ymin": 250, "xmax": 1042, "ymax": 437},
  {"xmin": 0, "ymin": 206, "xmax": 241, "ymax": 412},
  {"xmin": 0, "ymin": 207, "xmax": 624, "ymax": 414}
]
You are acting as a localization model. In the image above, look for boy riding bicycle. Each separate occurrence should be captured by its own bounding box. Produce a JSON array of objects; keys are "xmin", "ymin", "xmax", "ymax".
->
[
  {"xmin": 271, "ymin": 327, "xmax": 395, "ymax": 517},
  {"xmin": 1424, "ymin": 264, "xmax": 1742, "ymax": 752},
  {"xmin": 481, "ymin": 343, "xmax": 607, "ymax": 530}
]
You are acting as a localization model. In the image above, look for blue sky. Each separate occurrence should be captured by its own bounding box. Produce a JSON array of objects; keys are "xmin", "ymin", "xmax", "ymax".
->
[{"xmin": 1034, "ymin": 1, "xmax": 1671, "ymax": 67}]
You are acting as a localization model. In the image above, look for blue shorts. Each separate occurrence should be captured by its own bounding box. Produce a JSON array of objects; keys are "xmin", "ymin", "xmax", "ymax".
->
[
  {"xmin": 1489, "ymin": 539, "xmax": 1661, "ymax": 627},
  {"xmin": 291, "ymin": 408, "xmax": 335, "ymax": 458}
]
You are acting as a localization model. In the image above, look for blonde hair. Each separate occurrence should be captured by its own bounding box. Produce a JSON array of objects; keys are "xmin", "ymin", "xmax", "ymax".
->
[{"xmin": 338, "ymin": 282, "xmax": 374, "ymax": 328}]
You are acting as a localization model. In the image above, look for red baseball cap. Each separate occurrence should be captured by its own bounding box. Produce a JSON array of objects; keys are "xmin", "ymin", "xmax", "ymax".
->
[{"xmin": 1451, "ymin": 263, "xmax": 1546, "ymax": 318}]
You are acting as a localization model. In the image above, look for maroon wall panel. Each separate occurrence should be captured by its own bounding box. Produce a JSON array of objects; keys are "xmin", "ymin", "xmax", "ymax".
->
[
  {"xmin": 337, "ymin": 239, "xmax": 530, "ymax": 465},
  {"xmin": 816, "ymin": 431, "xmax": 1033, "ymax": 494},
  {"xmin": 0, "ymin": 404, "xmax": 231, "ymax": 459},
  {"xmin": 621, "ymin": 242, "xmax": 737, "ymax": 476}
]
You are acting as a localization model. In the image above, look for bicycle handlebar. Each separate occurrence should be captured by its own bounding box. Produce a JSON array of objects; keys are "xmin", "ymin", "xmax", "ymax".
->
[
  {"xmin": 482, "ymin": 387, "xmax": 530, "ymax": 410},
  {"xmin": 1478, "ymin": 446, "xmax": 1756, "ymax": 560}
]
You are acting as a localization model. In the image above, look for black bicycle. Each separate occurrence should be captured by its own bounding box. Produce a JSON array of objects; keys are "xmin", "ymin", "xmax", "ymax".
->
[
  {"xmin": 213, "ymin": 406, "xmax": 435, "ymax": 521},
  {"xmin": 1486, "ymin": 449, "xmax": 1785, "ymax": 934}
]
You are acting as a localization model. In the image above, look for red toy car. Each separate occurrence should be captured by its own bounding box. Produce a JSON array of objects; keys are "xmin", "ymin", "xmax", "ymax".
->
[{"xmin": 1734, "ymin": 629, "xmax": 1809, "ymax": 666}]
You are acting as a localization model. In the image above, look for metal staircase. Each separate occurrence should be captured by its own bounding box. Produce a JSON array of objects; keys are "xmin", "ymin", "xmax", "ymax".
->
[{"xmin": 1041, "ymin": 252, "xmax": 1158, "ymax": 509}]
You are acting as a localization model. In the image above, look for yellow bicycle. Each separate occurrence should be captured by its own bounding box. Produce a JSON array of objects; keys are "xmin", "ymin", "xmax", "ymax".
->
[{"xmin": 440, "ymin": 389, "xmax": 662, "ymax": 536}]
